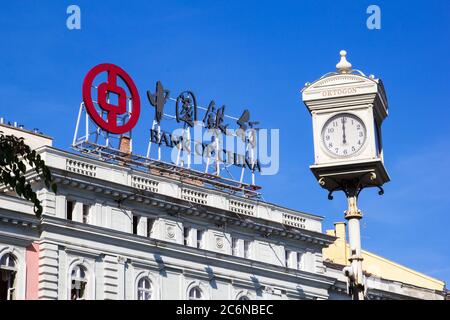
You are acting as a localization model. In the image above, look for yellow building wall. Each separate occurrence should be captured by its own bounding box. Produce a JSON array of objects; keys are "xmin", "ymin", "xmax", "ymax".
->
[{"xmin": 323, "ymin": 222, "xmax": 445, "ymax": 291}]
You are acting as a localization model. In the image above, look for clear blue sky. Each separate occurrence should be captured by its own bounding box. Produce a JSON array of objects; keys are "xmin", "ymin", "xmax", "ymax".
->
[{"xmin": 1, "ymin": 1, "xmax": 449, "ymax": 285}]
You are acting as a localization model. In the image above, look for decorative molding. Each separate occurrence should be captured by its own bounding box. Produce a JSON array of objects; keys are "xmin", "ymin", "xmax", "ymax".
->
[
  {"xmin": 215, "ymin": 236, "xmax": 224, "ymax": 249},
  {"xmin": 66, "ymin": 159, "xmax": 97, "ymax": 177},
  {"xmin": 282, "ymin": 212, "xmax": 306, "ymax": 229},
  {"xmin": 131, "ymin": 175, "xmax": 159, "ymax": 193},
  {"xmin": 165, "ymin": 224, "xmax": 176, "ymax": 239},
  {"xmin": 229, "ymin": 200, "xmax": 255, "ymax": 217},
  {"xmin": 181, "ymin": 188, "xmax": 208, "ymax": 205},
  {"xmin": 64, "ymin": 246, "xmax": 101, "ymax": 259}
]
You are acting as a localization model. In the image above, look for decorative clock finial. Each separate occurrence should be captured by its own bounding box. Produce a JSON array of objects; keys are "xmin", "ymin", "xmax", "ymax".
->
[{"xmin": 336, "ymin": 50, "xmax": 352, "ymax": 74}]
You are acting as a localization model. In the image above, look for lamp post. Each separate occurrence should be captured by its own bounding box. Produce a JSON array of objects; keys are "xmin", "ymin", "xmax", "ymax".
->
[
  {"xmin": 342, "ymin": 185, "xmax": 365, "ymax": 300},
  {"xmin": 302, "ymin": 51, "xmax": 390, "ymax": 300}
]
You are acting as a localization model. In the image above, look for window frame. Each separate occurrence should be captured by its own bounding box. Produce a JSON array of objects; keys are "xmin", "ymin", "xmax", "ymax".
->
[
  {"xmin": 285, "ymin": 249, "xmax": 293, "ymax": 268},
  {"xmin": 188, "ymin": 286, "xmax": 203, "ymax": 300},
  {"xmin": 297, "ymin": 251, "xmax": 305, "ymax": 270},
  {"xmin": 235, "ymin": 289, "xmax": 253, "ymax": 300},
  {"xmin": 67, "ymin": 261, "xmax": 94, "ymax": 300},
  {"xmin": 66, "ymin": 199, "xmax": 74, "ymax": 220},
  {"xmin": 231, "ymin": 237, "xmax": 239, "ymax": 256},
  {"xmin": 0, "ymin": 253, "xmax": 17, "ymax": 301},
  {"xmin": 70, "ymin": 264, "xmax": 88, "ymax": 300},
  {"xmin": 186, "ymin": 281, "xmax": 208, "ymax": 300},
  {"xmin": 196, "ymin": 229, "xmax": 205, "ymax": 249},
  {"xmin": 183, "ymin": 226, "xmax": 191, "ymax": 246},
  {"xmin": 132, "ymin": 214, "xmax": 140, "ymax": 235},
  {"xmin": 82, "ymin": 203, "xmax": 90, "ymax": 224},
  {"xmin": 147, "ymin": 218, "xmax": 155, "ymax": 238},
  {"xmin": 243, "ymin": 240, "xmax": 252, "ymax": 259},
  {"xmin": 137, "ymin": 276, "xmax": 153, "ymax": 301}
]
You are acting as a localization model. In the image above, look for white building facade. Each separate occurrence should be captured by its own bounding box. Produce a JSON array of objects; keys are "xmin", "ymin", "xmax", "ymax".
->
[
  {"xmin": 0, "ymin": 123, "xmax": 339, "ymax": 300},
  {"xmin": 0, "ymin": 123, "xmax": 445, "ymax": 300}
]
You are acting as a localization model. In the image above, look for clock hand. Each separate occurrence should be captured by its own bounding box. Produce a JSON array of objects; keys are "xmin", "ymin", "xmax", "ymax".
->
[{"xmin": 342, "ymin": 117, "xmax": 347, "ymax": 144}]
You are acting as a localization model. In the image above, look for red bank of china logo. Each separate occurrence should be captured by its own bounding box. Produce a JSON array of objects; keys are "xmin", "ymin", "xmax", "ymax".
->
[{"xmin": 82, "ymin": 63, "xmax": 141, "ymax": 134}]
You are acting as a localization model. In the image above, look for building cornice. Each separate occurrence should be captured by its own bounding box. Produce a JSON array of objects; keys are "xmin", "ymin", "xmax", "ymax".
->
[
  {"xmin": 38, "ymin": 146, "xmax": 325, "ymax": 220},
  {"xmin": 0, "ymin": 198, "xmax": 40, "ymax": 230},
  {"xmin": 45, "ymin": 168, "xmax": 335, "ymax": 246}
]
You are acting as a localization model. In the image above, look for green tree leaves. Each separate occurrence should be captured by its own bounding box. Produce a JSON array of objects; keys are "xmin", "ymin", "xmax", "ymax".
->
[{"xmin": 0, "ymin": 132, "xmax": 57, "ymax": 218}]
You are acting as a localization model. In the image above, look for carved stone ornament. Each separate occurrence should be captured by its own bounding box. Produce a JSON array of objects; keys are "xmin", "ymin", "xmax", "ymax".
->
[
  {"xmin": 166, "ymin": 225, "xmax": 175, "ymax": 239},
  {"xmin": 216, "ymin": 237, "xmax": 224, "ymax": 249}
]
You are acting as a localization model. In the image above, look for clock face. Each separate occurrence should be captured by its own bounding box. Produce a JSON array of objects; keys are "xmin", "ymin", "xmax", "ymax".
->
[{"xmin": 321, "ymin": 113, "xmax": 367, "ymax": 158}]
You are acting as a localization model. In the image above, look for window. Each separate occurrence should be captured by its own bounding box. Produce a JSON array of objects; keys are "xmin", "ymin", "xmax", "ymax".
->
[
  {"xmin": 232, "ymin": 238, "xmax": 238, "ymax": 256},
  {"xmin": 137, "ymin": 277, "xmax": 153, "ymax": 300},
  {"xmin": 285, "ymin": 250, "xmax": 292, "ymax": 268},
  {"xmin": 66, "ymin": 200, "xmax": 74, "ymax": 220},
  {"xmin": 82, "ymin": 204, "xmax": 90, "ymax": 224},
  {"xmin": 183, "ymin": 227, "xmax": 191, "ymax": 246},
  {"xmin": 297, "ymin": 252, "xmax": 305, "ymax": 270},
  {"xmin": 0, "ymin": 254, "xmax": 17, "ymax": 300},
  {"xmin": 147, "ymin": 218, "xmax": 154, "ymax": 238},
  {"xmin": 196, "ymin": 230, "xmax": 204, "ymax": 249},
  {"xmin": 188, "ymin": 286, "xmax": 203, "ymax": 300},
  {"xmin": 243, "ymin": 240, "xmax": 251, "ymax": 259},
  {"xmin": 0, "ymin": 254, "xmax": 15, "ymax": 270},
  {"xmin": 70, "ymin": 265, "xmax": 87, "ymax": 300},
  {"xmin": 132, "ymin": 215, "xmax": 139, "ymax": 235}
]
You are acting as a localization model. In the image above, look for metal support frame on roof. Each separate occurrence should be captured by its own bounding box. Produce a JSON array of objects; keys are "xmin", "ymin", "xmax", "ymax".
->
[
  {"xmin": 72, "ymin": 139, "xmax": 261, "ymax": 199},
  {"xmin": 72, "ymin": 91, "xmax": 262, "ymax": 199}
]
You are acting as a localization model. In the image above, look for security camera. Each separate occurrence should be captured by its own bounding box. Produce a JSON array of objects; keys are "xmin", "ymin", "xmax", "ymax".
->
[{"xmin": 343, "ymin": 266, "xmax": 355, "ymax": 280}]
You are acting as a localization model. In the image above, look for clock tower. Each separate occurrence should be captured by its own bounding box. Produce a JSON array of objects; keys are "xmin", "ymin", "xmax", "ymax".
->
[{"xmin": 301, "ymin": 50, "xmax": 390, "ymax": 300}]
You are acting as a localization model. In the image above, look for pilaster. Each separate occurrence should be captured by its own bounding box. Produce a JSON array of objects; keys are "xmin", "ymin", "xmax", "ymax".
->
[{"xmin": 38, "ymin": 242, "xmax": 59, "ymax": 299}]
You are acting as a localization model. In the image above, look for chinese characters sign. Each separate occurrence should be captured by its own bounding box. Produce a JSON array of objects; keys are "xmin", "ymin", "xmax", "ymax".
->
[{"xmin": 80, "ymin": 63, "xmax": 274, "ymax": 187}]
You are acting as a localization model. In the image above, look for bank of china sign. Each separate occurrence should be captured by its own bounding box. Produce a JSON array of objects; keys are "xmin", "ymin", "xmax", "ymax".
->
[{"xmin": 74, "ymin": 63, "xmax": 278, "ymax": 195}]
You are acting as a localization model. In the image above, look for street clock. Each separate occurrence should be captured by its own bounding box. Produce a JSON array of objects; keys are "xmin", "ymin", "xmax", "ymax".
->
[
  {"xmin": 301, "ymin": 50, "xmax": 391, "ymax": 300},
  {"xmin": 301, "ymin": 50, "xmax": 389, "ymax": 192}
]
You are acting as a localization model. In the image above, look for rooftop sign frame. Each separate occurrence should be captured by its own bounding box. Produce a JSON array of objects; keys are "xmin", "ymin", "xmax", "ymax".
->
[{"xmin": 73, "ymin": 63, "xmax": 265, "ymax": 198}]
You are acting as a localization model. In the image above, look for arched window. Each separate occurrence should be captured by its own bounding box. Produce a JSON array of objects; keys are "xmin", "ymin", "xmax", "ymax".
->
[
  {"xmin": 137, "ymin": 277, "xmax": 153, "ymax": 300},
  {"xmin": 188, "ymin": 286, "xmax": 203, "ymax": 300},
  {"xmin": 70, "ymin": 265, "xmax": 87, "ymax": 300},
  {"xmin": 0, "ymin": 253, "xmax": 17, "ymax": 300}
]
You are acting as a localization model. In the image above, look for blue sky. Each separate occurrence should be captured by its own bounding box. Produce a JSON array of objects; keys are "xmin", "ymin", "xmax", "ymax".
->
[{"xmin": 1, "ymin": 1, "xmax": 449, "ymax": 285}]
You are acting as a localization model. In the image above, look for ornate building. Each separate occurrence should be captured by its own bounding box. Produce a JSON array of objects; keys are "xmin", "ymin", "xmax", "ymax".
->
[{"xmin": 0, "ymin": 121, "xmax": 446, "ymax": 300}]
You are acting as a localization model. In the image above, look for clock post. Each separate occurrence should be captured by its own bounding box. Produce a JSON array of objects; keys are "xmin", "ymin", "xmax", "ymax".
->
[{"xmin": 301, "ymin": 50, "xmax": 390, "ymax": 300}]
